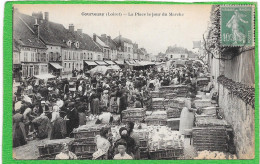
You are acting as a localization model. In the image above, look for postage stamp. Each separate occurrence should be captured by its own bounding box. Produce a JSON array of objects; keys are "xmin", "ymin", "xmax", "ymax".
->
[
  {"xmin": 220, "ymin": 5, "xmax": 254, "ymax": 47},
  {"xmin": 4, "ymin": 2, "xmax": 257, "ymax": 162}
]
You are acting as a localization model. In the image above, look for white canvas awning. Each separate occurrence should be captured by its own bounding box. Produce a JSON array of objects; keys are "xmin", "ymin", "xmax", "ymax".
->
[
  {"xmin": 50, "ymin": 63, "xmax": 63, "ymax": 69},
  {"xmin": 104, "ymin": 60, "xmax": 115, "ymax": 65},
  {"xmin": 85, "ymin": 61, "xmax": 97, "ymax": 66},
  {"xmin": 95, "ymin": 61, "xmax": 108, "ymax": 65},
  {"xmin": 34, "ymin": 74, "xmax": 56, "ymax": 80},
  {"xmin": 114, "ymin": 60, "xmax": 124, "ymax": 65}
]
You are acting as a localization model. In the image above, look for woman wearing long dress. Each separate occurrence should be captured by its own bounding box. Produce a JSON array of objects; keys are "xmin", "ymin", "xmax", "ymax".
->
[
  {"xmin": 13, "ymin": 111, "xmax": 27, "ymax": 147},
  {"xmin": 92, "ymin": 94, "xmax": 100, "ymax": 115}
]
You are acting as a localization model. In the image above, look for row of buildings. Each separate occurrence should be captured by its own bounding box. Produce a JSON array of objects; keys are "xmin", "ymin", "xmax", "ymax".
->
[
  {"xmin": 13, "ymin": 9, "xmax": 151, "ymax": 80},
  {"xmin": 155, "ymin": 45, "xmax": 198, "ymax": 62}
]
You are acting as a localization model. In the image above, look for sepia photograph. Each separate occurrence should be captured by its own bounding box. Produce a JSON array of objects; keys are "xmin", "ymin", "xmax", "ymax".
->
[{"xmin": 12, "ymin": 3, "xmax": 255, "ymax": 160}]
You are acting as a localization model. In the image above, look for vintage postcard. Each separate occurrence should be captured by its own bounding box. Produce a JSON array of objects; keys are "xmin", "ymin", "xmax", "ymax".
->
[{"xmin": 4, "ymin": 1, "xmax": 258, "ymax": 162}]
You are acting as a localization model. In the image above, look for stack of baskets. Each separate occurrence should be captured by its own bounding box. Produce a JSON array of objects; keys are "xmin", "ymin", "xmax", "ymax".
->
[
  {"xmin": 122, "ymin": 108, "xmax": 146, "ymax": 124},
  {"xmin": 152, "ymin": 98, "xmax": 167, "ymax": 111},
  {"xmin": 37, "ymin": 143, "xmax": 63, "ymax": 159},
  {"xmin": 172, "ymin": 85, "xmax": 189, "ymax": 97},
  {"xmin": 192, "ymin": 127, "xmax": 228, "ymax": 152},
  {"xmin": 71, "ymin": 125, "xmax": 107, "ymax": 159},
  {"xmin": 145, "ymin": 115, "xmax": 167, "ymax": 126}
]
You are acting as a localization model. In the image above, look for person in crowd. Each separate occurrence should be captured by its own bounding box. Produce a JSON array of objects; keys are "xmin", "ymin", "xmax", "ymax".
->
[
  {"xmin": 78, "ymin": 106, "xmax": 87, "ymax": 126},
  {"xmin": 126, "ymin": 121, "xmax": 140, "ymax": 159},
  {"xmin": 92, "ymin": 93, "xmax": 100, "ymax": 115},
  {"xmin": 50, "ymin": 111, "xmax": 67, "ymax": 140},
  {"xmin": 113, "ymin": 127, "xmax": 136, "ymax": 158},
  {"xmin": 93, "ymin": 127, "xmax": 111, "ymax": 160},
  {"xmin": 66, "ymin": 102, "xmax": 79, "ymax": 137},
  {"xmin": 39, "ymin": 101, "xmax": 49, "ymax": 114},
  {"xmin": 101, "ymin": 90, "xmax": 109, "ymax": 107},
  {"xmin": 31, "ymin": 113, "xmax": 51, "ymax": 139},
  {"xmin": 13, "ymin": 107, "xmax": 27, "ymax": 147},
  {"xmin": 55, "ymin": 143, "xmax": 77, "ymax": 160},
  {"xmin": 113, "ymin": 142, "xmax": 133, "ymax": 160},
  {"xmin": 95, "ymin": 108, "xmax": 113, "ymax": 124}
]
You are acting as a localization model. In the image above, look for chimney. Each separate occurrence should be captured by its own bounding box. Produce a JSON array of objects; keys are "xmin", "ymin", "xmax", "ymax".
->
[
  {"xmin": 69, "ymin": 24, "xmax": 74, "ymax": 32},
  {"xmin": 44, "ymin": 12, "xmax": 49, "ymax": 21},
  {"xmin": 101, "ymin": 34, "xmax": 106, "ymax": 38},
  {"xmin": 33, "ymin": 18, "xmax": 40, "ymax": 40},
  {"xmin": 93, "ymin": 33, "xmax": 97, "ymax": 42},
  {"xmin": 77, "ymin": 29, "xmax": 82, "ymax": 35}
]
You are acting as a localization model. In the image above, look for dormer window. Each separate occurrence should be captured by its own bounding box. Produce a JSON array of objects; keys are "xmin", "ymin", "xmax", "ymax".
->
[
  {"xmin": 75, "ymin": 41, "xmax": 79, "ymax": 48},
  {"xmin": 67, "ymin": 40, "xmax": 72, "ymax": 47}
]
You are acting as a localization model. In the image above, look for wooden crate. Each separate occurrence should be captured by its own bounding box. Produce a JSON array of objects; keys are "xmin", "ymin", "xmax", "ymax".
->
[
  {"xmin": 166, "ymin": 107, "xmax": 181, "ymax": 118},
  {"xmin": 139, "ymin": 140, "xmax": 148, "ymax": 148},
  {"xmin": 150, "ymin": 91, "xmax": 160, "ymax": 98},
  {"xmin": 122, "ymin": 108, "xmax": 145, "ymax": 118},
  {"xmin": 72, "ymin": 143, "xmax": 97, "ymax": 154},
  {"xmin": 38, "ymin": 143, "xmax": 62, "ymax": 157},
  {"xmin": 167, "ymin": 118, "xmax": 180, "ymax": 131},
  {"xmin": 74, "ymin": 130, "xmax": 100, "ymax": 139},
  {"xmin": 146, "ymin": 119, "xmax": 167, "ymax": 126}
]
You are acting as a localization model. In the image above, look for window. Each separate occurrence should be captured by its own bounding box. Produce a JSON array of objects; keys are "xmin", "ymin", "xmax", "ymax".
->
[
  {"xmin": 80, "ymin": 53, "xmax": 83, "ymax": 60},
  {"xmin": 88, "ymin": 53, "xmax": 90, "ymax": 60},
  {"xmin": 73, "ymin": 52, "xmax": 76, "ymax": 60},
  {"xmin": 31, "ymin": 52, "xmax": 35, "ymax": 62},
  {"xmin": 91, "ymin": 53, "xmax": 93, "ymax": 60},
  {"xmin": 24, "ymin": 52, "xmax": 28, "ymax": 62},
  {"xmin": 50, "ymin": 52, "xmax": 53, "ymax": 61},
  {"xmin": 40, "ymin": 53, "xmax": 46, "ymax": 62},
  {"xmin": 171, "ymin": 55, "xmax": 173, "ymax": 58},
  {"xmin": 65, "ymin": 63, "xmax": 67, "ymax": 68},
  {"xmin": 128, "ymin": 54, "xmax": 130, "ymax": 59},
  {"xmin": 69, "ymin": 63, "xmax": 71, "ymax": 68},
  {"xmin": 128, "ymin": 47, "xmax": 130, "ymax": 52},
  {"xmin": 75, "ymin": 42, "xmax": 79, "ymax": 48},
  {"xmin": 67, "ymin": 40, "xmax": 72, "ymax": 47},
  {"xmin": 98, "ymin": 55, "xmax": 101, "ymax": 60},
  {"xmin": 22, "ymin": 65, "xmax": 28, "ymax": 77},
  {"xmin": 69, "ymin": 52, "xmax": 71, "ymax": 60},
  {"xmin": 34, "ymin": 65, "xmax": 39, "ymax": 75},
  {"xmin": 35, "ymin": 53, "xmax": 39, "ymax": 62},
  {"xmin": 181, "ymin": 55, "xmax": 185, "ymax": 58},
  {"xmin": 40, "ymin": 65, "xmax": 48, "ymax": 74}
]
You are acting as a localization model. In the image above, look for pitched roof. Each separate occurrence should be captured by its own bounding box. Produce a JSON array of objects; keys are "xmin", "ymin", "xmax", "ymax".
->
[
  {"xmin": 13, "ymin": 12, "xmax": 46, "ymax": 49},
  {"xmin": 95, "ymin": 36, "xmax": 109, "ymax": 48},
  {"xmin": 81, "ymin": 33, "xmax": 103, "ymax": 52},
  {"xmin": 16, "ymin": 11, "xmax": 102, "ymax": 52},
  {"xmin": 18, "ymin": 12, "xmax": 69, "ymax": 47},
  {"xmin": 98, "ymin": 35, "xmax": 118, "ymax": 50}
]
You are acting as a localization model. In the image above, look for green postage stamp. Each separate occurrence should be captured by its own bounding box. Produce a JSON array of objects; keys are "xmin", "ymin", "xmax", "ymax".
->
[{"xmin": 220, "ymin": 5, "xmax": 254, "ymax": 47}]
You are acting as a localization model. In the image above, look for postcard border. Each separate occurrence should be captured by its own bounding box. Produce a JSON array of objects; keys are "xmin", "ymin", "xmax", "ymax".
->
[{"xmin": 3, "ymin": 1, "xmax": 259, "ymax": 164}]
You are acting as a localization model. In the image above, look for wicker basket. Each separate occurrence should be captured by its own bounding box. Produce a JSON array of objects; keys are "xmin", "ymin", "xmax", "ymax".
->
[{"xmin": 38, "ymin": 143, "xmax": 62, "ymax": 157}]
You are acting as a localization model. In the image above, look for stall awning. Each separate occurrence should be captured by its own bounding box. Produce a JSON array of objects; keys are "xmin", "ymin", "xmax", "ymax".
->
[
  {"xmin": 114, "ymin": 60, "xmax": 124, "ymax": 65},
  {"xmin": 136, "ymin": 61, "xmax": 155, "ymax": 66},
  {"xmin": 85, "ymin": 61, "xmax": 97, "ymax": 66},
  {"xmin": 104, "ymin": 60, "xmax": 115, "ymax": 65},
  {"xmin": 95, "ymin": 61, "xmax": 108, "ymax": 65},
  {"xmin": 34, "ymin": 74, "xmax": 56, "ymax": 79},
  {"xmin": 50, "ymin": 63, "xmax": 63, "ymax": 69},
  {"xmin": 125, "ymin": 60, "xmax": 137, "ymax": 66}
]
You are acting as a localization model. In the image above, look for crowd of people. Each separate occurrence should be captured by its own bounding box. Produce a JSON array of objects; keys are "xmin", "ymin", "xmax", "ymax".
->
[{"xmin": 13, "ymin": 63, "xmax": 206, "ymax": 159}]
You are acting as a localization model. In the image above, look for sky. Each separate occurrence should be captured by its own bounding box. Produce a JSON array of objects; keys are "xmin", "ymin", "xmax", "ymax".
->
[{"xmin": 14, "ymin": 4, "xmax": 212, "ymax": 56}]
